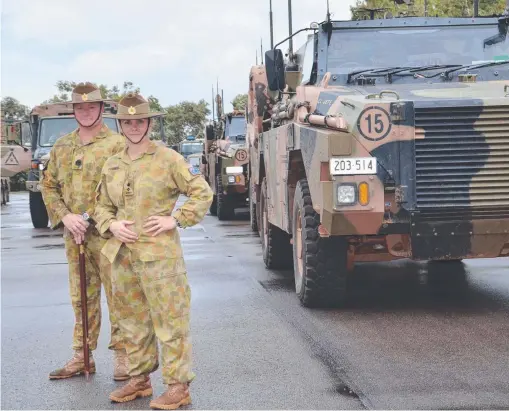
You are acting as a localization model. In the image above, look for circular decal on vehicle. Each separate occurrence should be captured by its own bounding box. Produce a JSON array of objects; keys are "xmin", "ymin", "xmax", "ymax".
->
[
  {"xmin": 235, "ymin": 149, "xmax": 247, "ymax": 161},
  {"xmin": 357, "ymin": 106, "xmax": 392, "ymax": 142}
]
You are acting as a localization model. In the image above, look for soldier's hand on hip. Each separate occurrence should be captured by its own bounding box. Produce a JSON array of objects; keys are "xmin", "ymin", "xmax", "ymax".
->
[
  {"xmin": 143, "ymin": 216, "xmax": 177, "ymax": 237},
  {"xmin": 110, "ymin": 220, "xmax": 138, "ymax": 243},
  {"xmin": 62, "ymin": 214, "xmax": 89, "ymax": 238}
]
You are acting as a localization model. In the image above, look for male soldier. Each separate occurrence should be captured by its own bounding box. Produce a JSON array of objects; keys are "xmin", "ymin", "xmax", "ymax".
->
[
  {"xmin": 41, "ymin": 82, "xmax": 128, "ymax": 381},
  {"xmin": 94, "ymin": 93, "xmax": 213, "ymax": 409}
]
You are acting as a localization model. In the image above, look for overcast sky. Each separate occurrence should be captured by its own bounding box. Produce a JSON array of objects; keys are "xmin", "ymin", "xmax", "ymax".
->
[{"xmin": 2, "ymin": 0, "xmax": 357, "ymax": 113}]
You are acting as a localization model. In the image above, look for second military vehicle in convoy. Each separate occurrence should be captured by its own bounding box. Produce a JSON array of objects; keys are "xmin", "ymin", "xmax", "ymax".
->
[
  {"xmin": 246, "ymin": 9, "xmax": 509, "ymax": 307},
  {"xmin": 204, "ymin": 94, "xmax": 250, "ymax": 220}
]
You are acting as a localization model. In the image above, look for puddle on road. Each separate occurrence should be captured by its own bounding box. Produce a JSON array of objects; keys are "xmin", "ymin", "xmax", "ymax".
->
[
  {"xmin": 223, "ymin": 233, "xmax": 259, "ymax": 238},
  {"xmin": 258, "ymin": 276, "xmax": 294, "ymax": 292}
]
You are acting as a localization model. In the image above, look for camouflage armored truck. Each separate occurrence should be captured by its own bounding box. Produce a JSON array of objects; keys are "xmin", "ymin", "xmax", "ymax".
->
[
  {"xmin": 247, "ymin": 12, "xmax": 509, "ymax": 307},
  {"xmin": 26, "ymin": 101, "xmax": 119, "ymax": 228},
  {"xmin": 1, "ymin": 119, "xmax": 32, "ymax": 204},
  {"xmin": 204, "ymin": 104, "xmax": 249, "ymax": 220},
  {"xmin": 174, "ymin": 135, "xmax": 205, "ymax": 161}
]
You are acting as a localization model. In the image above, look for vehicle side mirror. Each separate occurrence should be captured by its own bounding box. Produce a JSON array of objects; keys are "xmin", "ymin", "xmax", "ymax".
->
[
  {"xmin": 206, "ymin": 124, "xmax": 215, "ymax": 141},
  {"xmin": 265, "ymin": 49, "xmax": 285, "ymax": 92}
]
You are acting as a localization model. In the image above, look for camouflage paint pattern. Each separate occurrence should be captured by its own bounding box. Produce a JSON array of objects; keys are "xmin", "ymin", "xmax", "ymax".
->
[
  {"xmin": 40, "ymin": 122, "xmax": 126, "ymax": 350},
  {"xmin": 94, "ymin": 140, "xmax": 213, "ymax": 263},
  {"xmin": 247, "ymin": 17, "xmax": 509, "ymax": 263},
  {"xmin": 64, "ymin": 228, "xmax": 124, "ymax": 351},
  {"xmin": 41, "ymin": 123, "xmax": 125, "ymax": 229},
  {"xmin": 94, "ymin": 141, "xmax": 212, "ymax": 384},
  {"xmin": 112, "ymin": 245, "xmax": 194, "ymax": 384}
]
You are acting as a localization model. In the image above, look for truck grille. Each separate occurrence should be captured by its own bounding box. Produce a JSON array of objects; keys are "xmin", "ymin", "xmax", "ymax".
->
[{"xmin": 414, "ymin": 104, "xmax": 509, "ymax": 220}]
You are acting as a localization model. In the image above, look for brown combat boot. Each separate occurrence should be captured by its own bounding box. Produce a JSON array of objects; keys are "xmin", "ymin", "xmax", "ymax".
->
[
  {"xmin": 109, "ymin": 375, "xmax": 153, "ymax": 403},
  {"xmin": 113, "ymin": 349, "xmax": 129, "ymax": 381},
  {"xmin": 48, "ymin": 350, "xmax": 96, "ymax": 379},
  {"xmin": 149, "ymin": 383, "xmax": 191, "ymax": 410}
]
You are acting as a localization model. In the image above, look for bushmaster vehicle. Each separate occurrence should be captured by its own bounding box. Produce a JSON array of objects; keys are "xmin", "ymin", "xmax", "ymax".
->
[
  {"xmin": 204, "ymin": 96, "xmax": 249, "ymax": 220},
  {"xmin": 174, "ymin": 135, "xmax": 205, "ymax": 161},
  {"xmin": 247, "ymin": 11, "xmax": 509, "ymax": 307},
  {"xmin": 26, "ymin": 101, "xmax": 119, "ymax": 228},
  {"xmin": 1, "ymin": 120, "xmax": 32, "ymax": 204}
]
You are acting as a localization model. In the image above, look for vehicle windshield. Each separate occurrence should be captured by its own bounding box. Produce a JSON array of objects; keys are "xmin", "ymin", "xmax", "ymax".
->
[
  {"xmin": 228, "ymin": 117, "xmax": 246, "ymax": 139},
  {"xmin": 21, "ymin": 122, "xmax": 31, "ymax": 147},
  {"xmin": 327, "ymin": 25, "xmax": 508, "ymax": 72},
  {"xmin": 180, "ymin": 142, "xmax": 203, "ymax": 156},
  {"xmin": 39, "ymin": 117, "xmax": 118, "ymax": 147},
  {"xmin": 188, "ymin": 156, "xmax": 200, "ymax": 167}
]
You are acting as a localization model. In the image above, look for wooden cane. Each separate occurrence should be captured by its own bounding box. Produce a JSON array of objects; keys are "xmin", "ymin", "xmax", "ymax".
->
[{"xmin": 78, "ymin": 243, "xmax": 90, "ymax": 379}]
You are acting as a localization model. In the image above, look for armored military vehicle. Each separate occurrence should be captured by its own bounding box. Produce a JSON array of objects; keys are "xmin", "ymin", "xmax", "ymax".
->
[
  {"xmin": 1, "ymin": 119, "xmax": 32, "ymax": 204},
  {"xmin": 174, "ymin": 135, "xmax": 205, "ymax": 161},
  {"xmin": 204, "ymin": 96, "xmax": 249, "ymax": 220},
  {"xmin": 247, "ymin": 10, "xmax": 509, "ymax": 307},
  {"xmin": 26, "ymin": 101, "xmax": 119, "ymax": 228}
]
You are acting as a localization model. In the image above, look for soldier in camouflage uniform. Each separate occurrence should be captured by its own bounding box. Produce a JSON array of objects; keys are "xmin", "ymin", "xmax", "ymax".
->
[
  {"xmin": 41, "ymin": 82, "xmax": 129, "ymax": 381},
  {"xmin": 93, "ymin": 93, "xmax": 213, "ymax": 409}
]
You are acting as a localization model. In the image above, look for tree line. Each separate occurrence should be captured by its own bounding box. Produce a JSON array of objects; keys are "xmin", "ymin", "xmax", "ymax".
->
[{"xmin": 2, "ymin": 81, "xmax": 249, "ymax": 146}]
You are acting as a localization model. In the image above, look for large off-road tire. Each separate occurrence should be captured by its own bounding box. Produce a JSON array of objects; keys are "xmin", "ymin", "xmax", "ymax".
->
[
  {"xmin": 209, "ymin": 194, "xmax": 217, "ymax": 216},
  {"xmin": 260, "ymin": 177, "xmax": 293, "ymax": 269},
  {"xmin": 249, "ymin": 181, "xmax": 258, "ymax": 233},
  {"xmin": 30, "ymin": 191, "xmax": 49, "ymax": 228},
  {"xmin": 292, "ymin": 178, "xmax": 349, "ymax": 308},
  {"xmin": 1, "ymin": 181, "xmax": 7, "ymax": 205},
  {"xmin": 216, "ymin": 175, "xmax": 234, "ymax": 221}
]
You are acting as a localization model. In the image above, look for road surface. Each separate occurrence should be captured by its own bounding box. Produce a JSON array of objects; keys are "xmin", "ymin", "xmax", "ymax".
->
[{"xmin": 2, "ymin": 192, "xmax": 509, "ymax": 409}]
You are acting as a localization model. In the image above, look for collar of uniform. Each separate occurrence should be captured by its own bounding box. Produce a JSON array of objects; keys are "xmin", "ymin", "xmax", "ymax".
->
[{"xmin": 120, "ymin": 140, "xmax": 159, "ymax": 163}]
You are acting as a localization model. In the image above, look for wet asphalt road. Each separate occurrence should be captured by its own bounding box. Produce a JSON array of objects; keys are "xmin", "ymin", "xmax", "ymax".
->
[{"xmin": 2, "ymin": 192, "xmax": 509, "ymax": 410}]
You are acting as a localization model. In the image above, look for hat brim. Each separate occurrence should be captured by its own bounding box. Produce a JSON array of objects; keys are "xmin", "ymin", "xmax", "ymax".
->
[
  {"xmin": 71, "ymin": 98, "xmax": 109, "ymax": 104},
  {"xmin": 115, "ymin": 112, "xmax": 165, "ymax": 120}
]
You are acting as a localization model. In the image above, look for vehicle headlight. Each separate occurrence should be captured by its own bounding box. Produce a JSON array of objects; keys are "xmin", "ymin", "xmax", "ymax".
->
[
  {"xmin": 337, "ymin": 184, "xmax": 356, "ymax": 205},
  {"xmin": 228, "ymin": 176, "xmax": 235, "ymax": 183},
  {"xmin": 38, "ymin": 163, "xmax": 45, "ymax": 171},
  {"xmin": 226, "ymin": 166, "xmax": 243, "ymax": 174}
]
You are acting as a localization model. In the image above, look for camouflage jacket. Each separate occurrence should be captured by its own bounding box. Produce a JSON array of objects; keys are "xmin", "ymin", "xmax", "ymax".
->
[
  {"xmin": 94, "ymin": 141, "xmax": 213, "ymax": 263},
  {"xmin": 41, "ymin": 124, "xmax": 125, "ymax": 229}
]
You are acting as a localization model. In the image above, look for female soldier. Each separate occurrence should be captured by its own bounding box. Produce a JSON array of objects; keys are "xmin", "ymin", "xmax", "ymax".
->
[{"xmin": 94, "ymin": 93, "xmax": 213, "ymax": 409}]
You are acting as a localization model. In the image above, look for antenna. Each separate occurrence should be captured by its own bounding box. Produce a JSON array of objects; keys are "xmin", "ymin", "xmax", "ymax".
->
[
  {"xmin": 326, "ymin": 0, "xmax": 331, "ymax": 22},
  {"xmin": 256, "ymin": 50, "xmax": 258, "ymax": 65},
  {"xmin": 261, "ymin": 39, "xmax": 264, "ymax": 64},
  {"xmin": 221, "ymin": 89, "xmax": 224, "ymax": 116},
  {"xmin": 288, "ymin": 0, "xmax": 293, "ymax": 56},
  {"xmin": 212, "ymin": 84, "xmax": 215, "ymax": 122},
  {"xmin": 269, "ymin": 0, "xmax": 274, "ymax": 49}
]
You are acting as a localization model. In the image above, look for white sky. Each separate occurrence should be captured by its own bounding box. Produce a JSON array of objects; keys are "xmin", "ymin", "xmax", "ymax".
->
[{"xmin": 1, "ymin": 0, "xmax": 358, "ymax": 113}]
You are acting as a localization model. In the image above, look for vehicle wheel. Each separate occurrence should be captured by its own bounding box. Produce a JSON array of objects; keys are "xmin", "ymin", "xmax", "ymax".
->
[
  {"xmin": 292, "ymin": 178, "xmax": 349, "ymax": 308},
  {"xmin": 209, "ymin": 194, "xmax": 217, "ymax": 216},
  {"xmin": 29, "ymin": 191, "xmax": 49, "ymax": 228},
  {"xmin": 249, "ymin": 182, "xmax": 258, "ymax": 233},
  {"xmin": 1, "ymin": 181, "xmax": 6, "ymax": 205},
  {"xmin": 216, "ymin": 175, "xmax": 234, "ymax": 220},
  {"xmin": 260, "ymin": 177, "xmax": 293, "ymax": 269}
]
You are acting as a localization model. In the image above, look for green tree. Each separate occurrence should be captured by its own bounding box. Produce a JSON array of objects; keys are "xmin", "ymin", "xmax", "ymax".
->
[
  {"xmin": 1, "ymin": 97, "xmax": 30, "ymax": 120},
  {"xmin": 231, "ymin": 93, "xmax": 248, "ymax": 110},
  {"xmin": 350, "ymin": 0, "xmax": 507, "ymax": 19},
  {"xmin": 164, "ymin": 100, "xmax": 211, "ymax": 145}
]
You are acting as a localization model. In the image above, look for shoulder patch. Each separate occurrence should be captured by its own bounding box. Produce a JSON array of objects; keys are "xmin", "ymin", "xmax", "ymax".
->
[{"xmin": 189, "ymin": 166, "xmax": 201, "ymax": 176}]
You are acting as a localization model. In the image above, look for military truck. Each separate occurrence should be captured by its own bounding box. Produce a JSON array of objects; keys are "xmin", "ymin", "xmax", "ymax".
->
[
  {"xmin": 26, "ymin": 101, "xmax": 119, "ymax": 228},
  {"xmin": 1, "ymin": 119, "xmax": 32, "ymax": 204},
  {"xmin": 204, "ymin": 99, "xmax": 249, "ymax": 220},
  {"xmin": 247, "ymin": 11, "xmax": 509, "ymax": 307},
  {"xmin": 174, "ymin": 135, "xmax": 205, "ymax": 161}
]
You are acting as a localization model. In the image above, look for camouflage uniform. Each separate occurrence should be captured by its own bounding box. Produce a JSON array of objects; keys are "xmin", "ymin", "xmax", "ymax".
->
[
  {"xmin": 94, "ymin": 93, "xmax": 213, "ymax": 409},
  {"xmin": 40, "ymin": 82, "xmax": 128, "ymax": 380}
]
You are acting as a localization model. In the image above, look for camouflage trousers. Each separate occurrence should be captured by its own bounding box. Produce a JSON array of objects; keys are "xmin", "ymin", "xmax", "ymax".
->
[
  {"xmin": 112, "ymin": 245, "xmax": 195, "ymax": 385},
  {"xmin": 64, "ymin": 228, "xmax": 124, "ymax": 351}
]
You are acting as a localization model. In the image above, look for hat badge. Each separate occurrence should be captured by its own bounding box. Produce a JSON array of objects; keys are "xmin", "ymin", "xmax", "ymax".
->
[
  {"xmin": 81, "ymin": 93, "xmax": 89, "ymax": 101},
  {"xmin": 128, "ymin": 106, "xmax": 137, "ymax": 115}
]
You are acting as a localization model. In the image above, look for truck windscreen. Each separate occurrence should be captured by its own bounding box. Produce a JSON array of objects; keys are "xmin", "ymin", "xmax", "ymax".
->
[{"xmin": 39, "ymin": 117, "xmax": 118, "ymax": 147}]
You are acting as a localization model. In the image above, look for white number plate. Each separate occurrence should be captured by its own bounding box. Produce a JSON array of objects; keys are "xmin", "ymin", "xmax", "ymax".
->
[{"xmin": 329, "ymin": 157, "xmax": 377, "ymax": 175}]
